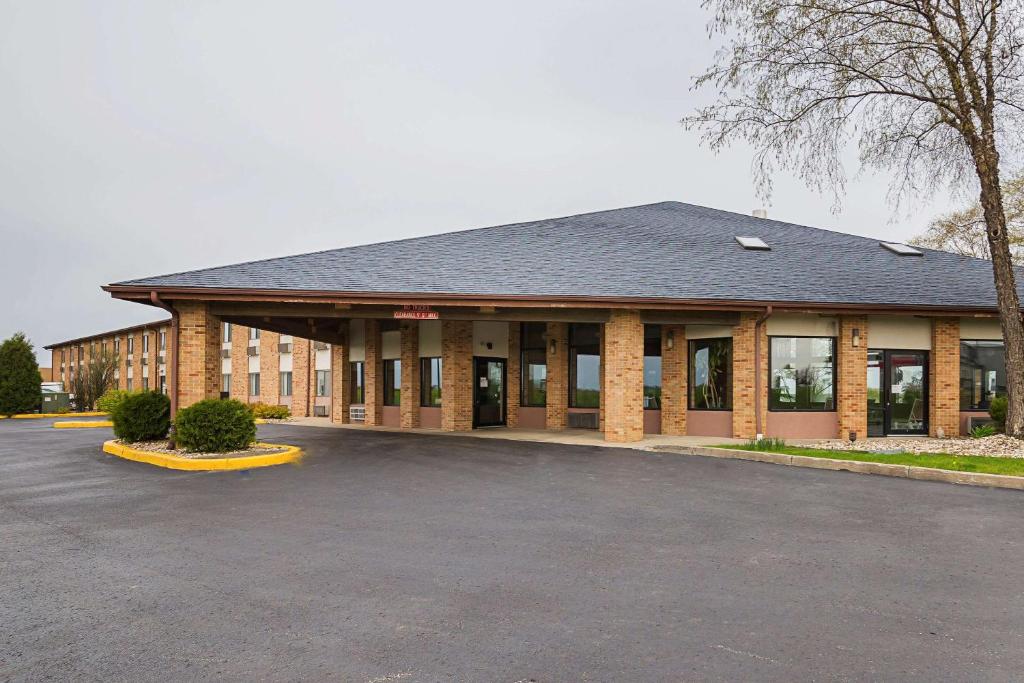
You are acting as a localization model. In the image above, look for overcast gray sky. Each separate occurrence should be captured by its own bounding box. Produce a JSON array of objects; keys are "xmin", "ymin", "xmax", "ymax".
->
[{"xmin": 0, "ymin": 1, "xmax": 958, "ymax": 363}]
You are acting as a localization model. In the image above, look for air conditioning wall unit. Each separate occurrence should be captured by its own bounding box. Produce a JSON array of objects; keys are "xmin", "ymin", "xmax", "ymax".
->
[
  {"xmin": 313, "ymin": 405, "xmax": 328, "ymax": 417},
  {"xmin": 349, "ymin": 405, "xmax": 366, "ymax": 423},
  {"xmin": 221, "ymin": 349, "xmax": 231, "ymax": 359},
  {"xmin": 314, "ymin": 341, "xmax": 329, "ymax": 351},
  {"xmin": 278, "ymin": 343, "xmax": 292, "ymax": 353},
  {"xmin": 247, "ymin": 346, "xmax": 259, "ymax": 356},
  {"xmin": 568, "ymin": 412, "xmax": 599, "ymax": 429},
  {"xmin": 141, "ymin": 357, "xmax": 148, "ymax": 366}
]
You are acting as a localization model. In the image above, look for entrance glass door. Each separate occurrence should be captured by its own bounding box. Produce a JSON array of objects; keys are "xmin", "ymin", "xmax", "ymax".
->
[
  {"xmin": 474, "ymin": 357, "xmax": 506, "ymax": 427},
  {"xmin": 867, "ymin": 350, "xmax": 929, "ymax": 436}
]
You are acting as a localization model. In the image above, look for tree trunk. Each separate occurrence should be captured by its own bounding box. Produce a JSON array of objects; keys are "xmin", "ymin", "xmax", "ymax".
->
[{"xmin": 975, "ymin": 148, "xmax": 1024, "ymax": 437}]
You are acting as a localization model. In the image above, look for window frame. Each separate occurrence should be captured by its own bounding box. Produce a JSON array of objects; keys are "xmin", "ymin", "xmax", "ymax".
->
[
  {"xmin": 248, "ymin": 372, "xmax": 260, "ymax": 396},
  {"xmin": 383, "ymin": 359, "xmax": 401, "ymax": 406},
  {"xmin": 687, "ymin": 337, "xmax": 733, "ymax": 411},
  {"xmin": 222, "ymin": 373, "xmax": 231, "ymax": 394},
  {"xmin": 643, "ymin": 324, "xmax": 662, "ymax": 411},
  {"xmin": 568, "ymin": 323, "xmax": 601, "ymax": 409},
  {"xmin": 279, "ymin": 371, "xmax": 293, "ymax": 397},
  {"xmin": 520, "ymin": 322, "xmax": 547, "ymax": 407},
  {"xmin": 349, "ymin": 361, "xmax": 365, "ymax": 404},
  {"xmin": 960, "ymin": 339, "xmax": 1006, "ymax": 411},
  {"xmin": 419, "ymin": 357, "xmax": 442, "ymax": 407},
  {"xmin": 767, "ymin": 335, "xmax": 837, "ymax": 412},
  {"xmin": 315, "ymin": 370, "xmax": 330, "ymax": 397}
]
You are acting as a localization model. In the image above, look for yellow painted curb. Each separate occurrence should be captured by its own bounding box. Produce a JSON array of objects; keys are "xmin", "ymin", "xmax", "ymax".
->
[
  {"xmin": 7, "ymin": 411, "xmax": 108, "ymax": 419},
  {"xmin": 102, "ymin": 440, "xmax": 302, "ymax": 471},
  {"xmin": 54, "ymin": 420, "xmax": 114, "ymax": 429},
  {"xmin": 255, "ymin": 418, "xmax": 266, "ymax": 424}
]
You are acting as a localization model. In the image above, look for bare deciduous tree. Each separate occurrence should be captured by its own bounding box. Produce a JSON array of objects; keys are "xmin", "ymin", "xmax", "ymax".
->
[
  {"xmin": 70, "ymin": 350, "xmax": 119, "ymax": 411},
  {"xmin": 912, "ymin": 173, "xmax": 1024, "ymax": 261},
  {"xmin": 684, "ymin": 0, "xmax": 1024, "ymax": 436}
]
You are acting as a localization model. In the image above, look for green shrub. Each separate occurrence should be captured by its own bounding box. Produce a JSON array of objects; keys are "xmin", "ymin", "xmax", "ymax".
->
[
  {"xmin": 174, "ymin": 399, "xmax": 256, "ymax": 453},
  {"xmin": 112, "ymin": 391, "xmax": 170, "ymax": 442},
  {"xmin": 989, "ymin": 396, "xmax": 1008, "ymax": 432},
  {"xmin": 743, "ymin": 436, "xmax": 787, "ymax": 451},
  {"xmin": 97, "ymin": 389, "xmax": 133, "ymax": 414},
  {"xmin": 970, "ymin": 424, "xmax": 997, "ymax": 438},
  {"xmin": 251, "ymin": 402, "xmax": 290, "ymax": 419},
  {"xmin": 0, "ymin": 332, "xmax": 41, "ymax": 416}
]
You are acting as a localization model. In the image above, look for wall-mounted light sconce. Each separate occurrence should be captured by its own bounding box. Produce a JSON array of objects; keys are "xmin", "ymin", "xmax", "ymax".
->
[
  {"xmin": 851, "ymin": 327, "xmax": 860, "ymax": 347},
  {"xmin": 549, "ymin": 338, "xmax": 557, "ymax": 355},
  {"xmin": 666, "ymin": 330, "xmax": 675, "ymax": 350}
]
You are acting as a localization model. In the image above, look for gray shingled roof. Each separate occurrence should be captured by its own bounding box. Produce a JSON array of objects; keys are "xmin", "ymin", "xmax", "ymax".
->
[{"xmin": 114, "ymin": 201, "xmax": 1019, "ymax": 310}]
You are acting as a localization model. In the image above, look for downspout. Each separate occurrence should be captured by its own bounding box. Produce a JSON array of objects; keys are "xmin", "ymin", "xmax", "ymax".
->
[
  {"xmin": 149, "ymin": 291, "xmax": 180, "ymax": 420},
  {"xmin": 754, "ymin": 305, "xmax": 773, "ymax": 439}
]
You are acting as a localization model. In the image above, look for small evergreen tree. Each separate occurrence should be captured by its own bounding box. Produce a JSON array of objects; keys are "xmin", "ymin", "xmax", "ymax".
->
[{"xmin": 0, "ymin": 332, "xmax": 42, "ymax": 416}]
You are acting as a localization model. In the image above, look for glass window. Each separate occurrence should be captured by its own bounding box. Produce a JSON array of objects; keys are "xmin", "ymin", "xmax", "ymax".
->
[
  {"xmin": 113, "ymin": 338, "xmax": 120, "ymax": 355},
  {"xmin": 420, "ymin": 357, "xmax": 442, "ymax": 406},
  {"xmin": 223, "ymin": 322, "xmax": 232, "ymax": 343},
  {"xmin": 127, "ymin": 337, "xmax": 134, "ymax": 354},
  {"xmin": 248, "ymin": 372, "xmax": 260, "ymax": 396},
  {"xmin": 383, "ymin": 359, "xmax": 401, "ymax": 406},
  {"xmin": 126, "ymin": 378, "xmax": 132, "ymax": 392},
  {"xmin": 142, "ymin": 377, "xmax": 149, "ymax": 391},
  {"xmin": 142, "ymin": 335, "xmax": 149, "ymax": 353},
  {"xmin": 250, "ymin": 327, "xmax": 260, "ymax": 340},
  {"xmin": 159, "ymin": 375, "xmax": 167, "ymax": 394},
  {"xmin": 159, "ymin": 331, "xmax": 166, "ymax": 351},
  {"xmin": 521, "ymin": 323, "xmax": 547, "ymax": 406},
  {"xmin": 316, "ymin": 370, "xmax": 330, "ymax": 397},
  {"xmin": 960, "ymin": 340, "xmax": 1006, "ymax": 410},
  {"xmin": 769, "ymin": 337, "xmax": 836, "ymax": 411},
  {"xmin": 350, "ymin": 361, "xmax": 365, "ymax": 404},
  {"xmin": 569, "ymin": 323, "xmax": 600, "ymax": 408},
  {"xmin": 644, "ymin": 325, "xmax": 662, "ymax": 410},
  {"xmin": 280, "ymin": 371, "xmax": 293, "ymax": 397},
  {"xmin": 689, "ymin": 338, "xmax": 732, "ymax": 409},
  {"xmin": 222, "ymin": 373, "xmax": 231, "ymax": 394}
]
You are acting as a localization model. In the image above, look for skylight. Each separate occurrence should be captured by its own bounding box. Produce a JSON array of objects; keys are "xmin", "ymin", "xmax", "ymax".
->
[
  {"xmin": 735, "ymin": 236, "xmax": 770, "ymax": 251},
  {"xmin": 880, "ymin": 242, "xmax": 923, "ymax": 256}
]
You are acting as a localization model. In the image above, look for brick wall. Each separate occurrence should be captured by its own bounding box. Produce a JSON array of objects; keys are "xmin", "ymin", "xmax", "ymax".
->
[
  {"xmin": 132, "ymin": 330, "xmax": 144, "ymax": 391},
  {"xmin": 441, "ymin": 320, "xmax": 473, "ymax": 431},
  {"xmin": 545, "ymin": 322, "xmax": 568, "ymax": 429},
  {"xmin": 330, "ymin": 329, "xmax": 350, "ymax": 424},
  {"xmin": 603, "ymin": 310, "xmax": 644, "ymax": 442},
  {"xmin": 230, "ymin": 325, "xmax": 249, "ymax": 401},
  {"xmin": 661, "ymin": 324, "xmax": 687, "ymax": 435},
  {"xmin": 259, "ymin": 330, "xmax": 280, "ymax": 404},
  {"xmin": 175, "ymin": 302, "xmax": 220, "ymax": 409},
  {"xmin": 930, "ymin": 317, "xmax": 960, "ymax": 437},
  {"xmin": 364, "ymin": 320, "xmax": 383, "ymax": 426},
  {"xmin": 837, "ymin": 315, "xmax": 868, "ymax": 440},
  {"xmin": 506, "ymin": 323, "xmax": 521, "ymax": 428},
  {"xmin": 732, "ymin": 313, "xmax": 757, "ymax": 439},
  {"xmin": 400, "ymin": 321, "xmax": 420, "ymax": 428},
  {"xmin": 291, "ymin": 338, "xmax": 311, "ymax": 417}
]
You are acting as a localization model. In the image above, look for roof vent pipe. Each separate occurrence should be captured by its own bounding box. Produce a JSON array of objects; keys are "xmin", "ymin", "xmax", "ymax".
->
[{"xmin": 752, "ymin": 209, "xmax": 768, "ymax": 219}]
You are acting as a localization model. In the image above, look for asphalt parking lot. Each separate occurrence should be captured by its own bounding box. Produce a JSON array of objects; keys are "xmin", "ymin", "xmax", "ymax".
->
[{"xmin": 2, "ymin": 419, "xmax": 1023, "ymax": 682}]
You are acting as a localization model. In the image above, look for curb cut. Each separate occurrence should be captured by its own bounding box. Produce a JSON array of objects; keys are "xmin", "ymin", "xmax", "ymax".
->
[
  {"xmin": 102, "ymin": 440, "xmax": 303, "ymax": 471},
  {"xmin": 652, "ymin": 445, "xmax": 1024, "ymax": 491},
  {"xmin": 54, "ymin": 421, "xmax": 114, "ymax": 429}
]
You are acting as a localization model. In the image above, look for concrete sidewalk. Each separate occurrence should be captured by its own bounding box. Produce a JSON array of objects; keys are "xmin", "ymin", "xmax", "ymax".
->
[{"xmin": 285, "ymin": 416, "xmax": 747, "ymax": 449}]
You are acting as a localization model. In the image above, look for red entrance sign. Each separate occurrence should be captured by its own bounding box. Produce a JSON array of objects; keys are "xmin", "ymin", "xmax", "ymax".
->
[{"xmin": 393, "ymin": 305, "xmax": 439, "ymax": 320}]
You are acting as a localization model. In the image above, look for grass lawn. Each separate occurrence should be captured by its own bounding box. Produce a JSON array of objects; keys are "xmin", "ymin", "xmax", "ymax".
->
[{"xmin": 711, "ymin": 443, "xmax": 1024, "ymax": 477}]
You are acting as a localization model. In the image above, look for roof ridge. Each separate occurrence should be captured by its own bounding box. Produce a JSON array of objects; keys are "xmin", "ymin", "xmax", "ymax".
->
[{"xmin": 109, "ymin": 200, "xmax": 681, "ymax": 287}]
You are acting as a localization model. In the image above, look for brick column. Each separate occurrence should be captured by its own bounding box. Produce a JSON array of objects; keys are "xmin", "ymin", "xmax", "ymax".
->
[
  {"xmin": 148, "ymin": 330, "xmax": 160, "ymax": 392},
  {"xmin": 400, "ymin": 321, "xmax": 420, "ymax": 428},
  {"xmin": 506, "ymin": 323, "xmax": 521, "ymax": 428},
  {"xmin": 230, "ymin": 326, "xmax": 249, "ymax": 401},
  {"xmin": 661, "ymin": 325, "xmax": 687, "ymax": 435},
  {"xmin": 132, "ymin": 330, "xmax": 144, "ymax": 391},
  {"xmin": 838, "ymin": 316, "xmax": 868, "ymax": 440},
  {"xmin": 603, "ymin": 310, "xmax": 644, "ymax": 442},
  {"xmin": 732, "ymin": 313, "xmax": 757, "ymax": 439},
  {"xmin": 545, "ymin": 322, "xmax": 568, "ymax": 429},
  {"xmin": 364, "ymin": 320, "xmax": 383, "ymax": 426},
  {"xmin": 176, "ymin": 302, "xmax": 221, "ymax": 410},
  {"xmin": 930, "ymin": 317, "xmax": 960, "ymax": 437},
  {"xmin": 259, "ymin": 330, "xmax": 280, "ymax": 404},
  {"xmin": 118, "ymin": 336, "xmax": 129, "ymax": 391},
  {"xmin": 441, "ymin": 320, "xmax": 473, "ymax": 431},
  {"xmin": 598, "ymin": 325, "xmax": 606, "ymax": 432},
  {"xmin": 291, "ymin": 338, "xmax": 311, "ymax": 417},
  {"xmin": 330, "ymin": 328, "xmax": 351, "ymax": 424}
]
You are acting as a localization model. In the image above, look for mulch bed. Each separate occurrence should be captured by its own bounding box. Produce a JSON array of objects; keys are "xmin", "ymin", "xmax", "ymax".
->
[
  {"xmin": 118, "ymin": 440, "xmax": 288, "ymax": 459},
  {"xmin": 808, "ymin": 435, "xmax": 1024, "ymax": 459}
]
